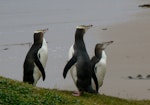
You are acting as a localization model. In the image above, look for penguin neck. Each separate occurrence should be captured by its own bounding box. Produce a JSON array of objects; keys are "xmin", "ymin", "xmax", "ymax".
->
[
  {"xmin": 74, "ymin": 30, "xmax": 86, "ymax": 51},
  {"xmin": 74, "ymin": 38, "xmax": 86, "ymax": 51},
  {"xmin": 42, "ymin": 38, "xmax": 47, "ymax": 46},
  {"xmin": 34, "ymin": 40, "xmax": 43, "ymax": 45},
  {"xmin": 33, "ymin": 32, "xmax": 43, "ymax": 45},
  {"xmin": 95, "ymin": 50, "xmax": 106, "ymax": 60},
  {"xmin": 95, "ymin": 51, "xmax": 102, "ymax": 60},
  {"xmin": 75, "ymin": 28, "xmax": 85, "ymax": 42},
  {"xmin": 101, "ymin": 51, "xmax": 107, "ymax": 63}
]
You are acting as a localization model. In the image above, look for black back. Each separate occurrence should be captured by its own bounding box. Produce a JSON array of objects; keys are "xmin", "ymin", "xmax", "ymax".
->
[{"xmin": 63, "ymin": 28, "xmax": 97, "ymax": 93}]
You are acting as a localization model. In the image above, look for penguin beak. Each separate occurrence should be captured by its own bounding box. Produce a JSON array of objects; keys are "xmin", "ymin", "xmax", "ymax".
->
[
  {"xmin": 84, "ymin": 24, "xmax": 93, "ymax": 32},
  {"xmin": 102, "ymin": 41, "xmax": 114, "ymax": 49},
  {"xmin": 41, "ymin": 28, "xmax": 48, "ymax": 34},
  {"xmin": 76, "ymin": 24, "xmax": 93, "ymax": 32},
  {"xmin": 35, "ymin": 28, "xmax": 48, "ymax": 35}
]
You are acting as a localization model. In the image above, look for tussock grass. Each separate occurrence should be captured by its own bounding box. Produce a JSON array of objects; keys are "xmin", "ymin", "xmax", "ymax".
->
[{"xmin": 0, "ymin": 76, "xmax": 150, "ymax": 105}]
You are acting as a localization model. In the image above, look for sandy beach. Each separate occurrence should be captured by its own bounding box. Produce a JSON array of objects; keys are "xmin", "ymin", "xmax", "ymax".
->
[
  {"xmin": 0, "ymin": 0, "xmax": 150, "ymax": 100},
  {"xmin": 92, "ymin": 9, "xmax": 150, "ymax": 100}
]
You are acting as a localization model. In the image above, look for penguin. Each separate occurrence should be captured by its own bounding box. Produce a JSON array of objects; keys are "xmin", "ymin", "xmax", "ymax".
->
[
  {"xmin": 23, "ymin": 28, "xmax": 48, "ymax": 86},
  {"xmin": 63, "ymin": 25, "xmax": 98, "ymax": 96},
  {"xmin": 91, "ymin": 41, "xmax": 113, "ymax": 92}
]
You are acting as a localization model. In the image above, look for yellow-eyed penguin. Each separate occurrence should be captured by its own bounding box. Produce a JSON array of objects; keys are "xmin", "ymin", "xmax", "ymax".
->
[
  {"xmin": 91, "ymin": 41, "xmax": 113, "ymax": 92},
  {"xmin": 63, "ymin": 25, "xmax": 98, "ymax": 96},
  {"xmin": 23, "ymin": 28, "xmax": 48, "ymax": 86}
]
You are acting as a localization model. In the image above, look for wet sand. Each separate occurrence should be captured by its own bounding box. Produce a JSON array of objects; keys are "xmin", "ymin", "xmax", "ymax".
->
[{"xmin": 0, "ymin": 0, "xmax": 150, "ymax": 100}]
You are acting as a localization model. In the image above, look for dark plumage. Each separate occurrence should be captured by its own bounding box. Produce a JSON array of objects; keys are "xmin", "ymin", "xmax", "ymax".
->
[
  {"xmin": 23, "ymin": 29, "xmax": 48, "ymax": 86},
  {"xmin": 63, "ymin": 25, "xmax": 97, "ymax": 96}
]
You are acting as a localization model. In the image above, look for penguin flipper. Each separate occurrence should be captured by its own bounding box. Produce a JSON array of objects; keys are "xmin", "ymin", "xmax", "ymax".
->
[
  {"xmin": 91, "ymin": 57, "xmax": 99, "ymax": 91},
  {"xmin": 92, "ymin": 70, "xmax": 99, "ymax": 92},
  {"xmin": 63, "ymin": 56, "xmax": 77, "ymax": 79},
  {"xmin": 34, "ymin": 53, "xmax": 46, "ymax": 81}
]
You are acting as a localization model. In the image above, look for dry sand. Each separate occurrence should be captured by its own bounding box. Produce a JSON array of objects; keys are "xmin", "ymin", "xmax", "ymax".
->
[{"xmin": 92, "ymin": 9, "xmax": 150, "ymax": 100}]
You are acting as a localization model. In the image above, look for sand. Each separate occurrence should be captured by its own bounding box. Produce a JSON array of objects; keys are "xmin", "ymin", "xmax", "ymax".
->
[{"xmin": 93, "ymin": 9, "xmax": 150, "ymax": 100}]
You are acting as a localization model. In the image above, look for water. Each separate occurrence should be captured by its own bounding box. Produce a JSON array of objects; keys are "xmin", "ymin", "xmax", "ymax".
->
[{"xmin": 0, "ymin": 0, "xmax": 146, "ymax": 99}]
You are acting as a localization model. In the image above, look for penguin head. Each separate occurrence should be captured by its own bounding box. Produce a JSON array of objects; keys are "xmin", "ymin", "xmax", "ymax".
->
[
  {"xmin": 76, "ymin": 24, "xmax": 93, "ymax": 34},
  {"xmin": 95, "ymin": 41, "xmax": 114, "ymax": 51},
  {"xmin": 33, "ymin": 28, "xmax": 48, "ymax": 44},
  {"xmin": 95, "ymin": 41, "xmax": 114, "ymax": 57},
  {"xmin": 75, "ymin": 25, "xmax": 93, "ymax": 40}
]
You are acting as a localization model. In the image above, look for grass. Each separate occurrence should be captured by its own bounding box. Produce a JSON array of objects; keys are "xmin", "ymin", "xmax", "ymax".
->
[{"xmin": 0, "ymin": 76, "xmax": 150, "ymax": 105}]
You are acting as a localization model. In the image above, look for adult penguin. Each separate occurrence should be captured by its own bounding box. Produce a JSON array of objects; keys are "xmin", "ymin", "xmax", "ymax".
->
[
  {"xmin": 23, "ymin": 28, "xmax": 48, "ymax": 86},
  {"xmin": 63, "ymin": 25, "xmax": 98, "ymax": 96},
  {"xmin": 91, "ymin": 41, "xmax": 113, "ymax": 92}
]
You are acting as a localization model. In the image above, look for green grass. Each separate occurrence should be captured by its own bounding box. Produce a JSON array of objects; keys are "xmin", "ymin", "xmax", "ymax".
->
[{"xmin": 0, "ymin": 76, "xmax": 150, "ymax": 105}]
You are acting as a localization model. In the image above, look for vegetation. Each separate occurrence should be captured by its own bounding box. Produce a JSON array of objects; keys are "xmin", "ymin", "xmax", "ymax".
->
[{"xmin": 0, "ymin": 76, "xmax": 150, "ymax": 105}]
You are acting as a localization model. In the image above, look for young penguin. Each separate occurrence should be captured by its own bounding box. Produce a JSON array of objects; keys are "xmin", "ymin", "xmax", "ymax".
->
[
  {"xmin": 63, "ymin": 25, "xmax": 98, "ymax": 96},
  {"xmin": 23, "ymin": 28, "xmax": 48, "ymax": 86},
  {"xmin": 91, "ymin": 41, "xmax": 113, "ymax": 92}
]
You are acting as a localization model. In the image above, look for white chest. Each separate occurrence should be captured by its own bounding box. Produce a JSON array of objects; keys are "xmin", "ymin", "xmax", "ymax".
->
[
  {"xmin": 38, "ymin": 38, "xmax": 48, "ymax": 67},
  {"xmin": 68, "ymin": 45, "xmax": 74, "ymax": 60},
  {"xmin": 92, "ymin": 51, "xmax": 107, "ymax": 90},
  {"xmin": 33, "ymin": 38, "xmax": 48, "ymax": 86}
]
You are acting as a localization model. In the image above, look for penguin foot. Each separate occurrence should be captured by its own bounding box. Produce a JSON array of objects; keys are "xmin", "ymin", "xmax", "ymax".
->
[{"xmin": 72, "ymin": 91, "xmax": 81, "ymax": 96}]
